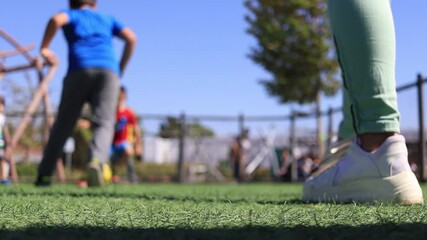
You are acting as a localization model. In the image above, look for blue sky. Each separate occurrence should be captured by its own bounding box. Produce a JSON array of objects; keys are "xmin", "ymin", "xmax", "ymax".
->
[{"xmin": 1, "ymin": 0, "xmax": 426, "ymax": 136}]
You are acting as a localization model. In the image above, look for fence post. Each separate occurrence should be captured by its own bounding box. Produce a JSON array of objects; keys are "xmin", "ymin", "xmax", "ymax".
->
[
  {"xmin": 177, "ymin": 112, "xmax": 186, "ymax": 183},
  {"xmin": 316, "ymin": 95, "xmax": 325, "ymax": 159},
  {"xmin": 238, "ymin": 114, "xmax": 245, "ymax": 137},
  {"xmin": 290, "ymin": 111, "xmax": 298, "ymax": 182},
  {"xmin": 417, "ymin": 74, "xmax": 426, "ymax": 182},
  {"xmin": 327, "ymin": 107, "xmax": 334, "ymax": 150}
]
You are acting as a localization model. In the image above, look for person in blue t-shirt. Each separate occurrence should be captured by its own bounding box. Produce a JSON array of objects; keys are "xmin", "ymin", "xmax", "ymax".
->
[{"xmin": 35, "ymin": 0, "xmax": 137, "ymax": 187}]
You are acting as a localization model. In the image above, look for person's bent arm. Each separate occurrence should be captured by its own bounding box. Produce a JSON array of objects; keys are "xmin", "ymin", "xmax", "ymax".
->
[
  {"xmin": 133, "ymin": 122, "xmax": 143, "ymax": 160},
  {"xmin": 119, "ymin": 28, "xmax": 137, "ymax": 77},
  {"xmin": 40, "ymin": 13, "xmax": 68, "ymax": 65}
]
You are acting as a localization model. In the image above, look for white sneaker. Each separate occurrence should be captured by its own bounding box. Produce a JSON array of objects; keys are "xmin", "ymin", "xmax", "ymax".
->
[{"xmin": 303, "ymin": 135, "xmax": 424, "ymax": 204}]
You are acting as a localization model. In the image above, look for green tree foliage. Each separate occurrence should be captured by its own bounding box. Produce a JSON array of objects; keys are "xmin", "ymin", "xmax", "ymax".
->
[
  {"xmin": 245, "ymin": 0, "xmax": 339, "ymax": 104},
  {"xmin": 159, "ymin": 117, "xmax": 214, "ymax": 138}
]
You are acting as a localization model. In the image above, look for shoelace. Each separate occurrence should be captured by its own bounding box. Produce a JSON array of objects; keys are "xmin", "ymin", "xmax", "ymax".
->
[{"xmin": 310, "ymin": 139, "xmax": 352, "ymax": 177}]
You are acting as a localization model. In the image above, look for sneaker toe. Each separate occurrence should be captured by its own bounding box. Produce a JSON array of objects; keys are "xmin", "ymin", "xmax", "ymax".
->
[{"xmin": 303, "ymin": 167, "xmax": 337, "ymax": 201}]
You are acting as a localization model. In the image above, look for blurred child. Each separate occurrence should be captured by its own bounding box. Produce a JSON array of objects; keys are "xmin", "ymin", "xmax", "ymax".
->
[
  {"xmin": 111, "ymin": 86, "xmax": 142, "ymax": 183},
  {"xmin": 278, "ymin": 147, "xmax": 291, "ymax": 182},
  {"xmin": 35, "ymin": 0, "xmax": 137, "ymax": 187},
  {"xmin": 229, "ymin": 135, "xmax": 243, "ymax": 182},
  {"xmin": 0, "ymin": 97, "xmax": 11, "ymax": 185}
]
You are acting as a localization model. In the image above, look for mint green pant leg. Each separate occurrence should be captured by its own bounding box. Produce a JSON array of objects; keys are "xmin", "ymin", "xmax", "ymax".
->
[
  {"xmin": 328, "ymin": 0, "xmax": 400, "ymax": 138},
  {"xmin": 338, "ymin": 88, "xmax": 355, "ymax": 139}
]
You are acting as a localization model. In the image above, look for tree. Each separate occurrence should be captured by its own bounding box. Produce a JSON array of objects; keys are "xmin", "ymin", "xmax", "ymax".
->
[
  {"xmin": 159, "ymin": 117, "xmax": 214, "ymax": 139},
  {"xmin": 245, "ymin": 0, "xmax": 339, "ymax": 104},
  {"xmin": 245, "ymin": 0, "xmax": 340, "ymax": 159}
]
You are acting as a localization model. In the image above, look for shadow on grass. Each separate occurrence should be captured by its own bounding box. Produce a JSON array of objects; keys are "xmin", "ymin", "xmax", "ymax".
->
[{"xmin": 1, "ymin": 223, "xmax": 427, "ymax": 240}]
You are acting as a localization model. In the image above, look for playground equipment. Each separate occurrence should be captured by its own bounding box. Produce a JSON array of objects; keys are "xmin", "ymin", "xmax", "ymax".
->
[
  {"xmin": 187, "ymin": 120, "xmax": 226, "ymax": 183},
  {"xmin": 0, "ymin": 29, "xmax": 59, "ymax": 182},
  {"xmin": 244, "ymin": 127, "xmax": 279, "ymax": 176}
]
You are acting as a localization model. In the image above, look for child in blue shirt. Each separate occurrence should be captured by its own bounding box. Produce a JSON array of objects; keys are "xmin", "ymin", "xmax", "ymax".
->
[{"xmin": 36, "ymin": 0, "xmax": 137, "ymax": 187}]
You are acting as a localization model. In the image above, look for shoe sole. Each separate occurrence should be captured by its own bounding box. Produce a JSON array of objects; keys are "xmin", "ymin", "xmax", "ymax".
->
[
  {"xmin": 303, "ymin": 171, "xmax": 424, "ymax": 205},
  {"xmin": 87, "ymin": 164, "xmax": 104, "ymax": 187}
]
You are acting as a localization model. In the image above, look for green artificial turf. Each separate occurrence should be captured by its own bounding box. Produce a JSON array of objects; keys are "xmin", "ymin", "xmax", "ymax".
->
[{"xmin": 0, "ymin": 183, "xmax": 426, "ymax": 239}]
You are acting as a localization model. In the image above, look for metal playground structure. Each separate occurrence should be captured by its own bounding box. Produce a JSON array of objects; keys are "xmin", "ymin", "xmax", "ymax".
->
[{"xmin": 0, "ymin": 29, "xmax": 59, "ymax": 182}]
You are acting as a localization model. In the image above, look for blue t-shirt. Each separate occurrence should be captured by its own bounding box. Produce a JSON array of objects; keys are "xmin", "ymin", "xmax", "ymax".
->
[{"xmin": 61, "ymin": 9, "xmax": 125, "ymax": 75}]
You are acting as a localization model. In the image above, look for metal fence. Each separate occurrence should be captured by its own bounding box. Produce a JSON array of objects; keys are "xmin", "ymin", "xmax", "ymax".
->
[
  {"xmin": 137, "ymin": 73, "xmax": 427, "ymax": 182},
  {"xmin": 3, "ymin": 74, "xmax": 427, "ymax": 183}
]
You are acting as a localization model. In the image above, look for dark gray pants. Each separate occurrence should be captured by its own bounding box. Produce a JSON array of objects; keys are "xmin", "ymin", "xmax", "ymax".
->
[
  {"xmin": 38, "ymin": 69, "xmax": 119, "ymax": 176},
  {"xmin": 111, "ymin": 152, "xmax": 137, "ymax": 183}
]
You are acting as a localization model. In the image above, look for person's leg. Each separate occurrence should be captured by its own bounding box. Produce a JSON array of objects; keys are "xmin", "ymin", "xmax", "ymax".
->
[
  {"xmin": 125, "ymin": 146, "xmax": 137, "ymax": 183},
  {"xmin": 88, "ymin": 70, "xmax": 119, "ymax": 164},
  {"xmin": 331, "ymin": 0, "xmax": 399, "ymax": 147},
  {"xmin": 338, "ymin": 89, "xmax": 355, "ymax": 140},
  {"xmin": 303, "ymin": 0, "xmax": 423, "ymax": 204},
  {"xmin": 233, "ymin": 160, "xmax": 239, "ymax": 182},
  {"xmin": 110, "ymin": 150, "xmax": 121, "ymax": 183},
  {"xmin": 110, "ymin": 148, "xmax": 118, "ymax": 172},
  {"xmin": 0, "ymin": 158, "xmax": 9, "ymax": 184},
  {"xmin": 86, "ymin": 69, "xmax": 119, "ymax": 186},
  {"xmin": 36, "ymin": 72, "xmax": 88, "ymax": 185},
  {"xmin": 110, "ymin": 143, "xmax": 125, "ymax": 183}
]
